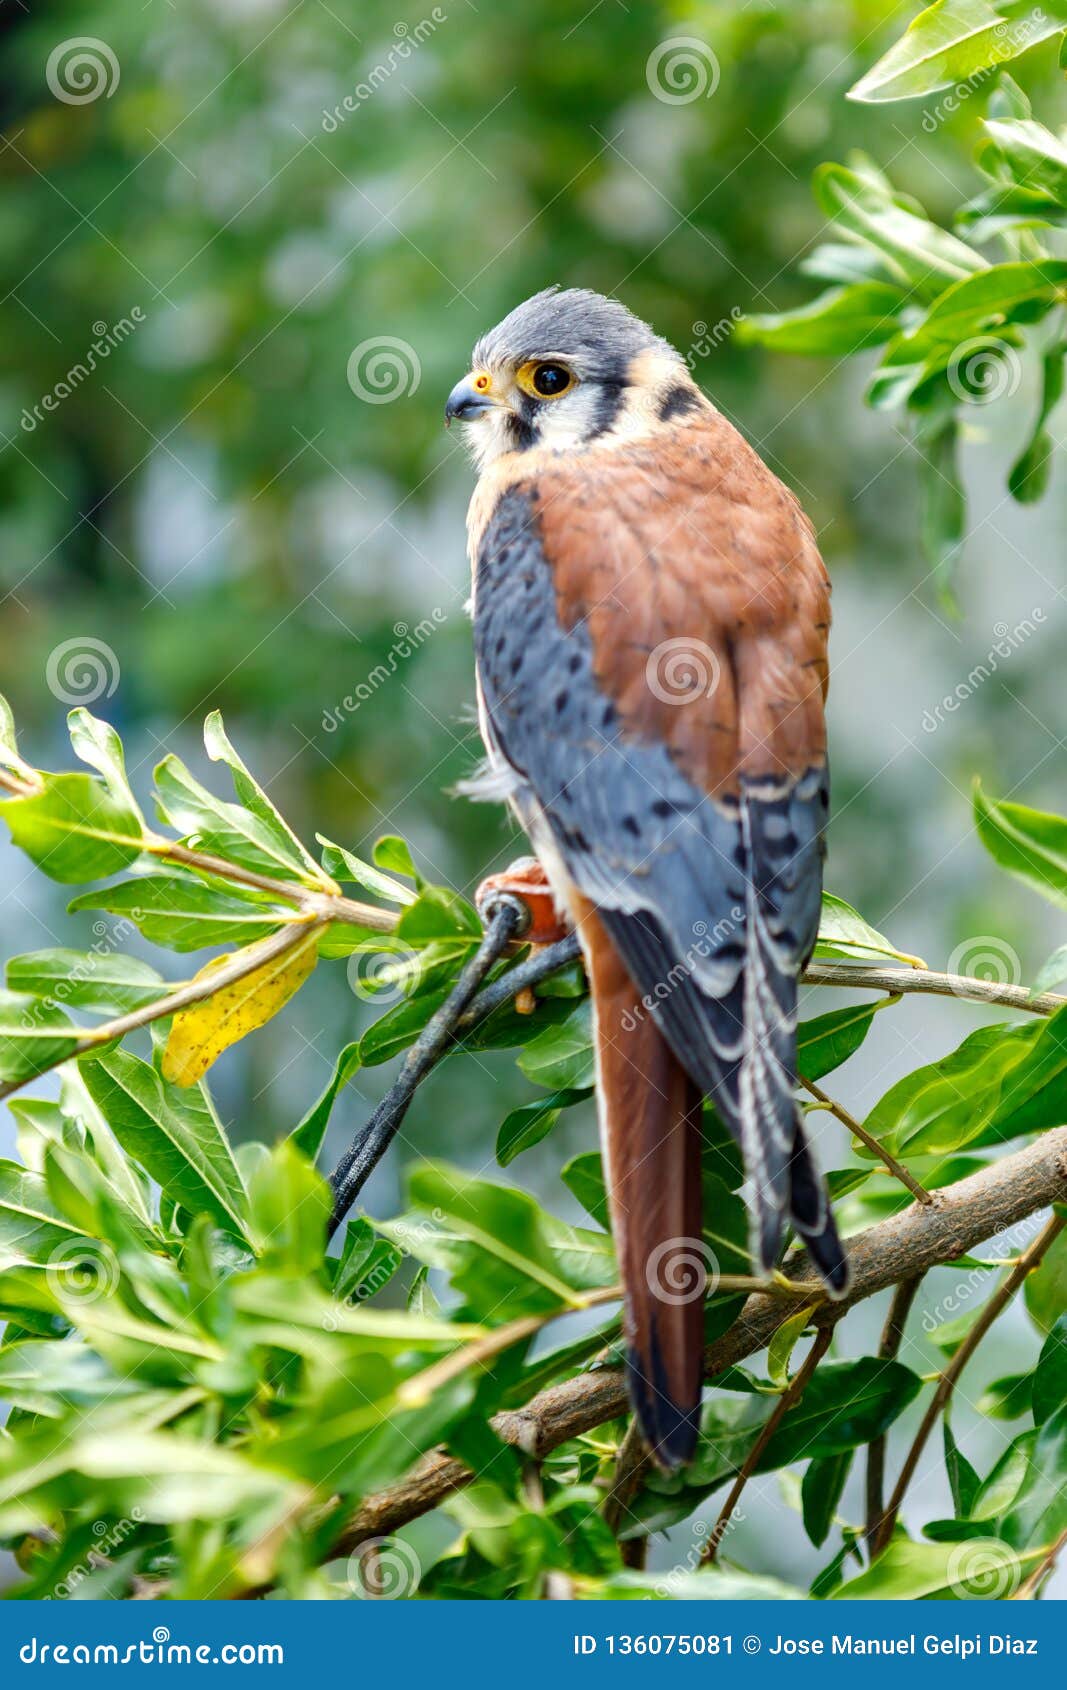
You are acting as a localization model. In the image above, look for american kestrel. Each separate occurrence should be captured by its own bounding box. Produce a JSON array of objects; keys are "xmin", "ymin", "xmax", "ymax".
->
[{"xmin": 447, "ymin": 288, "xmax": 848, "ymax": 1469}]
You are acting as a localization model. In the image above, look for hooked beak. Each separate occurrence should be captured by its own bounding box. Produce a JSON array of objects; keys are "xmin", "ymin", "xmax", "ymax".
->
[{"xmin": 445, "ymin": 373, "xmax": 498, "ymax": 426}]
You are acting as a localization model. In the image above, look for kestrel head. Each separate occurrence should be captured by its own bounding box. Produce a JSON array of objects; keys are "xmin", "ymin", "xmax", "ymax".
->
[{"xmin": 446, "ymin": 287, "xmax": 701, "ymax": 469}]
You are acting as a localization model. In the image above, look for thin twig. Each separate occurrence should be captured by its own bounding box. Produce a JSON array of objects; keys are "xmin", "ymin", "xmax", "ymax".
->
[
  {"xmin": 702, "ymin": 1324, "xmax": 835, "ymax": 1565},
  {"xmin": 1013, "ymin": 1525, "xmax": 1067, "ymax": 1599},
  {"xmin": 145, "ymin": 837, "xmax": 394, "ymax": 930},
  {"xmin": 802, "ymin": 961, "xmax": 1066, "ymax": 1016},
  {"xmin": 865, "ymin": 1274, "xmax": 923, "ymax": 1550},
  {"xmin": 603, "ymin": 1420, "xmax": 653, "ymax": 1543},
  {"xmin": 871, "ymin": 1211, "xmax": 1067, "ymax": 1555},
  {"xmin": 800, "ymin": 1076, "xmax": 934, "ymax": 1206},
  {"xmin": 397, "ymin": 1285, "xmax": 624, "ymax": 1405}
]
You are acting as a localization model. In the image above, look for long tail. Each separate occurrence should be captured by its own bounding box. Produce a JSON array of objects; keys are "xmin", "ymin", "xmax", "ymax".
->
[{"xmin": 577, "ymin": 901, "xmax": 705, "ymax": 1471}]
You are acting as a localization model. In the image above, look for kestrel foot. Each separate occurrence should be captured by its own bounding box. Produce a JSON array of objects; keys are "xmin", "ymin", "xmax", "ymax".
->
[{"xmin": 475, "ymin": 856, "xmax": 573, "ymax": 1012}]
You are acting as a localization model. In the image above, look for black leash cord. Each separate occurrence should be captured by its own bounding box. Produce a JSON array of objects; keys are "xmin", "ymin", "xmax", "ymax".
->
[{"xmin": 327, "ymin": 895, "xmax": 529, "ymax": 1238}]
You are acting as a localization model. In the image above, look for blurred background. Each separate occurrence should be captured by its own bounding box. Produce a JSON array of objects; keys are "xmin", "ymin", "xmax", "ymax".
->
[{"xmin": 2, "ymin": 0, "xmax": 1066, "ymax": 1589}]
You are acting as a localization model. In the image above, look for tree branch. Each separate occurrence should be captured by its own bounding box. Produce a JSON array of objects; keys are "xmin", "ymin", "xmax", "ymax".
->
[
  {"xmin": 703, "ymin": 1324, "xmax": 835, "ymax": 1564},
  {"xmin": 332, "ymin": 1128, "xmax": 1067, "ymax": 1556}
]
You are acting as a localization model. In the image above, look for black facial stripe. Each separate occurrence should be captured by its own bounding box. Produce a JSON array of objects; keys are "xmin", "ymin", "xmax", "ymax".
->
[
  {"xmin": 586, "ymin": 380, "xmax": 627, "ymax": 439},
  {"xmin": 507, "ymin": 400, "xmax": 540, "ymax": 452},
  {"xmin": 658, "ymin": 384, "xmax": 701, "ymax": 422}
]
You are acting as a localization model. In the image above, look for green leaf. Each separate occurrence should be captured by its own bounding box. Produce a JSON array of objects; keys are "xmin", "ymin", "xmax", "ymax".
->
[
  {"xmin": 0, "ymin": 773, "xmax": 142, "ymax": 884},
  {"xmin": 978, "ymin": 1370, "xmax": 1033, "ymax": 1419},
  {"xmin": 575, "ymin": 1567, "xmax": 805, "ymax": 1600},
  {"xmin": 0, "ymin": 1159, "xmax": 86, "ymax": 1269},
  {"xmin": 333, "ymin": 1218, "xmax": 402, "ymax": 1304},
  {"xmin": 760, "ymin": 1358, "xmax": 922, "ymax": 1469},
  {"xmin": 0, "ymin": 1340, "xmax": 131, "ymax": 1417},
  {"xmin": 849, "ymin": 1, "xmax": 1064, "ymax": 103},
  {"xmin": 737, "ymin": 283, "xmax": 905, "ymax": 356},
  {"xmin": 0, "ymin": 991, "xmax": 80, "ymax": 1088},
  {"xmin": 884, "ymin": 263, "xmax": 1067, "ymax": 376},
  {"xmin": 289, "ymin": 1040, "xmax": 361, "ymax": 1160},
  {"xmin": 79, "ymin": 1050, "xmax": 248, "ymax": 1236},
  {"xmin": 767, "ymin": 1305, "xmax": 817, "ymax": 1388},
  {"xmin": 815, "ymin": 892, "xmax": 925, "ymax": 967},
  {"xmin": 917, "ymin": 412, "xmax": 965, "ymax": 598},
  {"xmin": 1033, "ymin": 1314, "xmax": 1067, "ymax": 1421},
  {"xmin": 813, "ymin": 160, "xmax": 985, "ymax": 300},
  {"xmin": 0, "ymin": 695, "xmax": 34, "ymax": 787},
  {"xmin": 860, "ymin": 1003, "xmax": 1067, "ymax": 1160},
  {"xmin": 400, "ymin": 1161, "xmax": 617, "ymax": 1318},
  {"xmin": 833, "ymin": 1535, "xmax": 1042, "ymax": 1598},
  {"xmin": 1011, "ymin": 340, "xmax": 1067, "ymax": 502},
  {"xmin": 945, "ymin": 1415, "xmax": 982, "ymax": 1517},
  {"xmin": 796, "ymin": 1001, "xmax": 882, "ymax": 1081},
  {"xmin": 518, "ymin": 999, "xmax": 595, "ymax": 1090},
  {"xmin": 204, "ymin": 712, "xmax": 322, "ymax": 880},
  {"xmin": 153, "ymin": 754, "xmax": 311, "ymax": 885},
  {"xmin": 67, "ymin": 710, "xmax": 144, "ymax": 823},
  {"xmin": 6, "ymin": 949, "xmax": 166, "ymax": 1014},
  {"xmin": 246, "ymin": 1142, "xmax": 331, "ymax": 1273},
  {"xmin": 999, "ymin": 1402, "xmax": 1067, "ymax": 1548},
  {"xmin": 395, "ymin": 884, "xmax": 481, "ymax": 942},
  {"xmin": 372, "ymin": 834, "xmax": 423, "ymax": 887},
  {"xmin": 358, "ymin": 980, "xmax": 452, "ymax": 1066},
  {"xmin": 68, "ymin": 871, "xmax": 292, "ymax": 952},
  {"xmin": 496, "ymin": 1089, "xmax": 590, "ymax": 1167},
  {"xmin": 560, "ymin": 1150, "xmax": 609, "ymax": 1230},
  {"xmin": 985, "ymin": 116, "xmax": 1067, "ymax": 207},
  {"xmin": 1032, "ymin": 942, "xmax": 1067, "ymax": 996},
  {"xmin": 802, "ymin": 1451, "xmax": 852, "ymax": 1548},
  {"xmin": 317, "ymin": 834, "xmax": 417, "ymax": 904},
  {"xmin": 975, "ymin": 782, "xmax": 1067, "ymax": 909},
  {"xmin": 1024, "ymin": 1227, "xmax": 1067, "ymax": 1333}
]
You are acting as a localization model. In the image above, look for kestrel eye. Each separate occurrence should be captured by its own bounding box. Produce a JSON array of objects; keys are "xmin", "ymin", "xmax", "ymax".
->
[{"xmin": 517, "ymin": 361, "xmax": 576, "ymax": 400}]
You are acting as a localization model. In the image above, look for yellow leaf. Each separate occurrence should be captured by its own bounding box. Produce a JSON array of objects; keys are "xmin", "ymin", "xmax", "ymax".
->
[{"xmin": 162, "ymin": 928, "xmax": 320, "ymax": 1087}]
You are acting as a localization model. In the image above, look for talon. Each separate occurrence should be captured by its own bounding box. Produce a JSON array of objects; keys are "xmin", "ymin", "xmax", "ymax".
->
[{"xmin": 475, "ymin": 856, "xmax": 572, "ymax": 947}]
